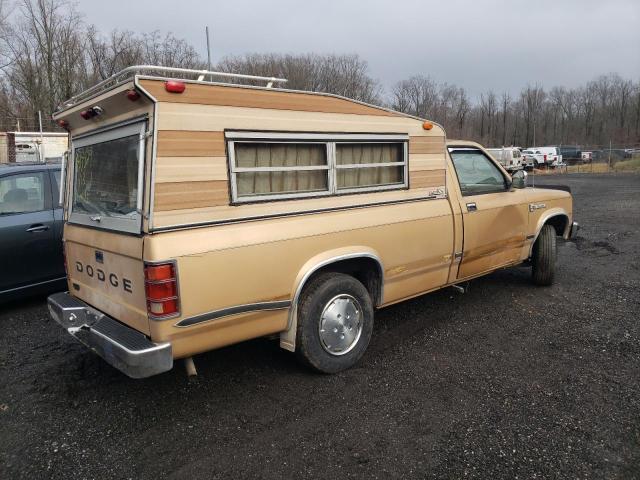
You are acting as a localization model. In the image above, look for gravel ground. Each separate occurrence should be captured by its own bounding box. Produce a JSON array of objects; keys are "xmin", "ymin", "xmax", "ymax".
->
[{"xmin": 1, "ymin": 173, "xmax": 639, "ymax": 479}]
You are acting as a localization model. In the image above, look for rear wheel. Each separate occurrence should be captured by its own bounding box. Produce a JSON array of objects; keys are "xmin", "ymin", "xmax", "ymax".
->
[
  {"xmin": 295, "ymin": 272, "xmax": 374, "ymax": 373},
  {"xmin": 532, "ymin": 224, "xmax": 557, "ymax": 286}
]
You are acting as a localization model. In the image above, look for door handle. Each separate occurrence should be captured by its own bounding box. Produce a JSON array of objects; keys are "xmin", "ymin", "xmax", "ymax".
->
[
  {"xmin": 26, "ymin": 224, "xmax": 49, "ymax": 233},
  {"xmin": 466, "ymin": 202, "xmax": 477, "ymax": 212}
]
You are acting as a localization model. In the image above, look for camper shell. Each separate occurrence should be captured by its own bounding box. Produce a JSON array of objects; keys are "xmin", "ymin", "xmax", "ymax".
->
[
  {"xmin": 48, "ymin": 66, "xmax": 576, "ymax": 378},
  {"xmin": 49, "ymin": 66, "xmax": 450, "ymax": 376}
]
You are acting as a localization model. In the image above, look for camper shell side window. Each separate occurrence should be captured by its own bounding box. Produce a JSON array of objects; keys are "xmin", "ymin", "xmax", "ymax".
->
[{"xmin": 226, "ymin": 132, "xmax": 408, "ymax": 203}]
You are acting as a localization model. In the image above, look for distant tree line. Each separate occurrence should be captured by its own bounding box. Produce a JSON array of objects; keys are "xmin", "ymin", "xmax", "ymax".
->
[
  {"xmin": 1, "ymin": 0, "xmax": 638, "ymax": 149},
  {"xmin": 390, "ymin": 74, "xmax": 640, "ymax": 148}
]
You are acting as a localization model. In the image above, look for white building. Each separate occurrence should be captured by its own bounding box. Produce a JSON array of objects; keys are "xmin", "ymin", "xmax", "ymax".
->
[{"xmin": 0, "ymin": 131, "xmax": 69, "ymax": 163}]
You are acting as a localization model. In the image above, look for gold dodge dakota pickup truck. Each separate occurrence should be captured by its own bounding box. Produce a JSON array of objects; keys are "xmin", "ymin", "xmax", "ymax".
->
[{"xmin": 47, "ymin": 66, "xmax": 578, "ymax": 378}]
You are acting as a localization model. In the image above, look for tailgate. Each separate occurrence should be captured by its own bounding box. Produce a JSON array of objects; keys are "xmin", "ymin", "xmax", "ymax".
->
[{"xmin": 64, "ymin": 224, "xmax": 149, "ymax": 335}]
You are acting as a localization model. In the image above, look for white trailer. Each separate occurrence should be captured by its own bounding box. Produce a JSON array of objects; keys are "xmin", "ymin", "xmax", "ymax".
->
[{"xmin": 487, "ymin": 147, "xmax": 524, "ymax": 172}]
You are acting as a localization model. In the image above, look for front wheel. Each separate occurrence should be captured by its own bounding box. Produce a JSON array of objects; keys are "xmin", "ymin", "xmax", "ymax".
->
[
  {"xmin": 295, "ymin": 272, "xmax": 374, "ymax": 373},
  {"xmin": 532, "ymin": 224, "xmax": 557, "ymax": 286}
]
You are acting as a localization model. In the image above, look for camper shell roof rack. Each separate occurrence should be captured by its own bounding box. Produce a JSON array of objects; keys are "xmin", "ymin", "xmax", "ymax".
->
[{"xmin": 59, "ymin": 65, "xmax": 288, "ymax": 112}]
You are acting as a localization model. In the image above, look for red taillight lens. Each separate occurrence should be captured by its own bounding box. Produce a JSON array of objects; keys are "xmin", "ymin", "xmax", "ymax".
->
[
  {"xmin": 165, "ymin": 80, "xmax": 186, "ymax": 93},
  {"xmin": 145, "ymin": 280, "xmax": 176, "ymax": 300},
  {"xmin": 145, "ymin": 263, "xmax": 174, "ymax": 281},
  {"xmin": 144, "ymin": 262, "xmax": 179, "ymax": 318}
]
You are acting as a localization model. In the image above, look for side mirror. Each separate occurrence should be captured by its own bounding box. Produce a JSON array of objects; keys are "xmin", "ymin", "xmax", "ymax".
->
[{"xmin": 511, "ymin": 170, "xmax": 527, "ymax": 189}]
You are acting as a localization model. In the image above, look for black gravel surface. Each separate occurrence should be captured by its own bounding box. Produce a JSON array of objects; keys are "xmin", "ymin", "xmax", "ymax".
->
[{"xmin": 1, "ymin": 173, "xmax": 639, "ymax": 479}]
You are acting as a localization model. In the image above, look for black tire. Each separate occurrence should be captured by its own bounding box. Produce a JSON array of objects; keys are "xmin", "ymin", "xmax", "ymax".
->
[
  {"xmin": 532, "ymin": 224, "xmax": 557, "ymax": 286},
  {"xmin": 295, "ymin": 272, "xmax": 374, "ymax": 373}
]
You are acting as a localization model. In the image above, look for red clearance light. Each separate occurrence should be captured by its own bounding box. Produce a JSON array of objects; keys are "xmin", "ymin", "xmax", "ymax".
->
[
  {"xmin": 165, "ymin": 80, "xmax": 186, "ymax": 93},
  {"xmin": 144, "ymin": 262, "xmax": 180, "ymax": 319},
  {"xmin": 79, "ymin": 106, "xmax": 103, "ymax": 120},
  {"xmin": 57, "ymin": 119, "xmax": 69, "ymax": 129},
  {"xmin": 126, "ymin": 89, "xmax": 141, "ymax": 101}
]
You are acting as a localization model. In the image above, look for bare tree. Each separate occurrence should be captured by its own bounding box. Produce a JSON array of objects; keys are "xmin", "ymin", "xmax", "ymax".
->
[
  {"xmin": 391, "ymin": 75, "xmax": 438, "ymax": 118},
  {"xmin": 479, "ymin": 91, "xmax": 497, "ymax": 145},
  {"xmin": 0, "ymin": 0, "xmax": 87, "ymax": 127},
  {"xmin": 216, "ymin": 53, "xmax": 381, "ymax": 104},
  {"xmin": 0, "ymin": 0, "xmax": 638, "ymax": 148},
  {"xmin": 500, "ymin": 92, "xmax": 511, "ymax": 146}
]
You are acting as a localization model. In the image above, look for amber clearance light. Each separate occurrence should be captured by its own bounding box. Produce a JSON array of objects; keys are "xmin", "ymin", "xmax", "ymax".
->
[{"xmin": 422, "ymin": 121, "xmax": 434, "ymax": 130}]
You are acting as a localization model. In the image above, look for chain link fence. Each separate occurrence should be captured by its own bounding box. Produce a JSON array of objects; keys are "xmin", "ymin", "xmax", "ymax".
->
[{"xmin": 530, "ymin": 142, "xmax": 640, "ymax": 174}]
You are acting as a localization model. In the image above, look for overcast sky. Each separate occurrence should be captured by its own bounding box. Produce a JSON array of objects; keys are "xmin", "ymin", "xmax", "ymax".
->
[{"xmin": 79, "ymin": 0, "xmax": 639, "ymax": 99}]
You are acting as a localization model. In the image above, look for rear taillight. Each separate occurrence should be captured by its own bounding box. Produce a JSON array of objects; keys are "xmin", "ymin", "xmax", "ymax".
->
[
  {"xmin": 544, "ymin": 154, "xmax": 547, "ymax": 162},
  {"xmin": 144, "ymin": 261, "xmax": 180, "ymax": 319}
]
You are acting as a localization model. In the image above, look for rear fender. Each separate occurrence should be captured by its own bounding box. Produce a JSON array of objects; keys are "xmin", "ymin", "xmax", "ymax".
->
[{"xmin": 279, "ymin": 247, "xmax": 383, "ymax": 352}]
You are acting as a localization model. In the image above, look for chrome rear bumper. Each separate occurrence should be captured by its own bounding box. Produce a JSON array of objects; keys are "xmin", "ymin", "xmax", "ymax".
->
[{"xmin": 48, "ymin": 292, "xmax": 172, "ymax": 378}]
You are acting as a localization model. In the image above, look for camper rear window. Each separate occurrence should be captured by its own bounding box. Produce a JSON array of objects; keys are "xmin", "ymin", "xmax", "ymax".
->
[
  {"xmin": 73, "ymin": 135, "xmax": 139, "ymax": 216},
  {"xmin": 228, "ymin": 134, "xmax": 408, "ymax": 202},
  {"xmin": 70, "ymin": 121, "xmax": 145, "ymax": 233}
]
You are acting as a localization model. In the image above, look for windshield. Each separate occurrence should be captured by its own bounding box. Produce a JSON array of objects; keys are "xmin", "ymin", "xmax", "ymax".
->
[{"xmin": 73, "ymin": 134, "xmax": 139, "ymax": 217}]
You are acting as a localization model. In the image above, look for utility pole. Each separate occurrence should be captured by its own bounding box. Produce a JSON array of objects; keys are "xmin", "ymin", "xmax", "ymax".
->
[
  {"xmin": 533, "ymin": 117, "xmax": 536, "ymax": 148},
  {"xmin": 205, "ymin": 26, "xmax": 212, "ymax": 78}
]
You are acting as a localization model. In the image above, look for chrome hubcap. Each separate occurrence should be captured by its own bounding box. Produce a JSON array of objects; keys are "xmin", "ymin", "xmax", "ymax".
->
[{"xmin": 318, "ymin": 294, "xmax": 363, "ymax": 356}]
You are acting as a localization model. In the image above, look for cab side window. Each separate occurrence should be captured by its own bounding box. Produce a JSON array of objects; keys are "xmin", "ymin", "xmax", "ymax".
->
[
  {"xmin": 449, "ymin": 149, "xmax": 507, "ymax": 196},
  {"xmin": 0, "ymin": 172, "xmax": 46, "ymax": 215}
]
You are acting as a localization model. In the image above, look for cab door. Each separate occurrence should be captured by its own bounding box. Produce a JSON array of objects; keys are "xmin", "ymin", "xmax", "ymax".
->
[
  {"xmin": 448, "ymin": 147, "xmax": 529, "ymax": 279},
  {"xmin": 0, "ymin": 170, "xmax": 57, "ymax": 292}
]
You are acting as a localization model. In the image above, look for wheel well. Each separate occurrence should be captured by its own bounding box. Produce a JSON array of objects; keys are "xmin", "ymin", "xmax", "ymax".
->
[
  {"xmin": 303, "ymin": 257, "xmax": 383, "ymax": 306},
  {"xmin": 545, "ymin": 215, "xmax": 569, "ymax": 236}
]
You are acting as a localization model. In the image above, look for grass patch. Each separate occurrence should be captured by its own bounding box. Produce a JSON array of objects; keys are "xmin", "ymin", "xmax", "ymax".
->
[
  {"xmin": 613, "ymin": 157, "xmax": 640, "ymax": 172},
  {"xmin": 564, "ymin": 163, "xmax": 611, "ymax": 174}
]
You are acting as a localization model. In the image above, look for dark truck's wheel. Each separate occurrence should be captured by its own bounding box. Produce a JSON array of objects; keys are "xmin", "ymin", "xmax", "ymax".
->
[
  {"xmin": 295, "ymin": 272, "xmax": 374, "ymax": 373},
  {"xmin": 532, "ymin": 224, "xmax": 557, "ymax": 286}
]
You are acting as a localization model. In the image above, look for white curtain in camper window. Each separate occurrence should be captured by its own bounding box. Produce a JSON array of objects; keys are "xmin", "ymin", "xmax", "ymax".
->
[
  {"xmin": 336, "ymin": 143, "xmax": 403, "ymax": 189},
  {"xmin": 235, "ymin": 143, "xmax": 328, "ymax": 196}
]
